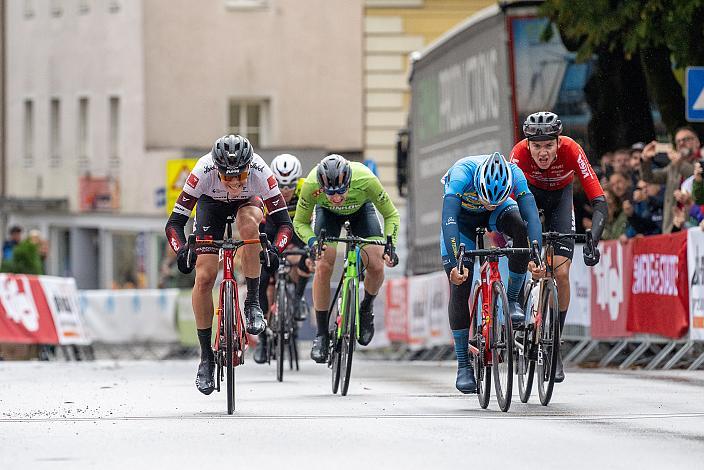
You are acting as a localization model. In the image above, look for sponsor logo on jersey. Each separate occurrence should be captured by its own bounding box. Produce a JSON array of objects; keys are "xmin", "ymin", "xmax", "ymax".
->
[
  {"xmin": 312, "ymin": 188, "xmax": 324, "ymax": 198},
  {"xmin": 203, "ymin": 165, "xmax": 217, "ymax": 173},
  {"xmin": 446, "ymin": 216, "xmax": 456, "ymax": 225},
  {"xmin": 203, "ymin": 226, "xmax": 210, "ymax": 232},
  {"xmin": 267, "ymin": 175, "xmax": 277, "ymax": 190},
  {"xmin": 330, "ymin": 203, "xmax": 361, "ymax": 211},
  {"xmin": 170, "ymin": 237, "xmax": 179, "ymax": 251},
  {"xmin": 377, "ymin": 190, "xmax": 389, "ymax": 204},
  {"xmin": 186, "ymin": 173, "xmax": 199, "ymax": 189},
  {"xmin": 251, "ymin": 162, "xmax": 264, "ymax": 172},
  {"xmin": 181, "ymin": 196, "xmax": 190, "ymax": 202},
  {"xmin": 577, "ymin": 154, "xmax": 592, "ymax": 180}
]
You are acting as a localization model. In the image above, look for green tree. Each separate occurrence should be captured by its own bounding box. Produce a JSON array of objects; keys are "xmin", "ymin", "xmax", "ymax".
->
[
  {"xmin": 0, "ymin": 240, "xmax": 43, "ymax": 275},
  {"xmin": 542, "ymin": 0, "xmax": 704, "ymax": 145}
]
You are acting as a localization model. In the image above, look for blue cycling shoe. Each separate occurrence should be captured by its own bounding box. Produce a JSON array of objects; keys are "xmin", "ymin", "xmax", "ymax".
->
[
  {"xmin": 509, "ymin": 301, "xmax": 525, "ymax": 328},
  {"xmin": 456, "ymin": 365, "xmax": 477, "ymax": 394}
]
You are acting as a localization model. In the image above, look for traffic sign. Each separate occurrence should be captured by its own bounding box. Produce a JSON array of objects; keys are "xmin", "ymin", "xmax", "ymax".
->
[{"xmin": 686, "ymin": 67, "xmax": 704, "ymax": 122}]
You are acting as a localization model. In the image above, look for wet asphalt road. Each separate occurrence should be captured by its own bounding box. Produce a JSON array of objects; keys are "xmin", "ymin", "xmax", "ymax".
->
[{"xmin": 1, "ymin": 358, "xmax": 702, "ymax": 469}]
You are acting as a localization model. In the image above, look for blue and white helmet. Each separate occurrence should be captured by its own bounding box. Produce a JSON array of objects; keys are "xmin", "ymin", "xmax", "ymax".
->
[{"xmin": 474, "ymin": 152, "xmax": 513, "ymax": 206}]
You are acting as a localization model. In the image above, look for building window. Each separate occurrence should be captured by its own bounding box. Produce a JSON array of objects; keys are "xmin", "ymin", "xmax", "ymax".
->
[
  {"xmin": 23, "ymin": 100, "xmax": 34, "ymax": 168},
  {"xmin": 78, "ymin": 0, "xmax": 90, "ymax": 14},
  {"xmin": 24, "ymin": 0, "xmax": 35, "ymax": 18},
  {"xmin": 228, "ymin": 100, "xmax": 267, "ymax": 148},
  {"xmin": 108, "ymin": 0, "xmax": 120, "ymax": 13},
  {"xmin": 78, "ymin": 97, "xmax": 89, "ymax": 171},
  {"xmin": 224, "ymin": 0, "xmax": 268, "ymax": 11},
  {"xmin": 108, "ymin": 96, "xmax": 120, "ymax": 170},
  {"xmin": 51, "ymin": 0, "xmax": 63, "ymax": 17},
  {"xmin": 50, "ymin": 99, "xmax": 61, "ymax": 168}
]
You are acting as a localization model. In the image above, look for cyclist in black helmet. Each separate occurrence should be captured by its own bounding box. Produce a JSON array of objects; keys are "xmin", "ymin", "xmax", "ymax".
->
[
  {"xmin": 294, "ymin": 155, "xmax": 400, "ymax": 363},
  {"xmin": 165, "ymin": 134, "xmax": 292, "ymax": 395}
]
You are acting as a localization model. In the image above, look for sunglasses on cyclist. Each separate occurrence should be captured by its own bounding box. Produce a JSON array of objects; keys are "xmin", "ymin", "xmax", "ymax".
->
[
  {"xmin": 219, "ymin": 167, "xmax": 249, "ymax": 182},
  {"xmin": 322, "ymin": 186, "xmax": 348, "ymax": 196},
  {"xmin": 279, "ymin": 183, "xmax": 297, "ymax": 190}
]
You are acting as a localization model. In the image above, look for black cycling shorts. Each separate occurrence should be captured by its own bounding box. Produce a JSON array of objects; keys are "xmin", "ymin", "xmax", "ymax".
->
[
  {"xmin": 313, "ymin": 201, "xmax": 383, "ymax": 244},
  {"xmin": 193, "ymin": 195, "xmax": 263, "ymax": 254},
  {"xmin": 529, "ymin": 183, "xmax": 575, "ymax": 260}
]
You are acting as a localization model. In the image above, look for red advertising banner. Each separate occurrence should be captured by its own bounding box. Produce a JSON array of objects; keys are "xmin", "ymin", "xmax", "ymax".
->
[
  {"xmin": 0, "ymin": 274, "xmax": 59, "ymax": 344},
  {"xmin": 385, "ymin": 278, "xmax": 408, "ymax": 343},
  {"xmin": 627, "ymin": 231, "xmax": 689, "ymax": 338},
  {"xmin": 591, "ymin": 240, "xmax": 633, "ymax": 338}
]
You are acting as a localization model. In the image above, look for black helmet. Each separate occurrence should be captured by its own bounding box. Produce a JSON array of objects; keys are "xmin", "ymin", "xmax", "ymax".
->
[
  {"xmin": 211, "ymin": 134, "xmax": 254, "ymax": 175},
  {"xmin": 316, "ymin": 154, "xmax": 352, "ymax": 195},
  {"xmin": 523, "ymin": 111, "xmax": 562, "ymax": 141}
]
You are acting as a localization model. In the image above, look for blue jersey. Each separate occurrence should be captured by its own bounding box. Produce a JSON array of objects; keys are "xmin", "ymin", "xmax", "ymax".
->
[
  {"xmin": 440, "ymin": 155, "xmax": 542, "ymax": 264},
  {"xmin": 441, "ymin": 155, "xmax": 531, "ymax": 213}
]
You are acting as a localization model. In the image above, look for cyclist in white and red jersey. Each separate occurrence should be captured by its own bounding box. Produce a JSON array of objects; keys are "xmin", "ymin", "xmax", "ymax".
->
[
  {"xmin": 510, "ymin": 112, "xmax": 606, "ymax": 382},
  {"xmin": 165, "ymin": 134, "xmax": 292, "ymax": 395}
]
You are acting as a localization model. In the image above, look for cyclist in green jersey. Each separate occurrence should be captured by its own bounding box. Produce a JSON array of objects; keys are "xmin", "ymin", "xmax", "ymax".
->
[{"xmin": 294, "ymin": 155, "xmax": 400, "ymax": 363}]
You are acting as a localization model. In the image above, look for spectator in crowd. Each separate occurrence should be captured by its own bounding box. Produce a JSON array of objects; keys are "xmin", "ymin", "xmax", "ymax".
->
[
  {"xmin": 623, "ymin": 180, "xmax": 664, "ymax": 237},
  {"xmin": 640, "ymin": 126, "xmax": 700, "ymax": 233},
  {"xmin": 27, "ymin": 229, "xmax": 49, "ymax": 272},
  {"xmin": 597, "ymin": 151, "xmax": 613, "ymax": 183},
  {"xmin": 691, "ymin": 162, "xmax": 704, "ymax": 230},
  {"xmin": 611, "ymin": 149, "xmax": 630, "ymax": 176},
  {"xmin": 1, "ymin": 226, "xmax": 23, "ymax": 268},
  {"xmin": 601, "ymin": 190, "xmax": 628, "ymax": 240},
  {"xmin": 608, "ymin": 172, "xmax": 632, "ymax": 202},
  {"xmin": 628, "ymin": 142, "xmax": 644, "ymax": 185}
]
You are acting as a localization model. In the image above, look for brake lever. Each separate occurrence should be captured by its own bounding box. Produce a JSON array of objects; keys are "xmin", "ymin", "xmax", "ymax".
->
[
  {"xmin": 316, "ymin": 229, "xmax": 327, "ymax": 260},
  {"xmin": 457, "ymin": 243, "xmax": 466, "ymax": 276},
  {"xmin": 530, "ymin": 240, "xmax": 542, "ymax": 266},
  {"xmin": 259, "ymin": 233, "xmax": 270, "ymax": 268}
]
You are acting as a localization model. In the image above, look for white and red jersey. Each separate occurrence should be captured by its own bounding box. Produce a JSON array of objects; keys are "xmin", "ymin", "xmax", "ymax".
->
[
  {"xmin": 171, "ymin": 153, "xmax": 287, "ymax": 217},
  {"xmin": 510, "ymin": 136, "xmax": 604, "ymax": 200}
]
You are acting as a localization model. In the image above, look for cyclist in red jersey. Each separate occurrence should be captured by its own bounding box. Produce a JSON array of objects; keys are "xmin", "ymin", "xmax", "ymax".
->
[{"xmin": 510, "ymin": 111, "xmax": 606, "ymax": 382}]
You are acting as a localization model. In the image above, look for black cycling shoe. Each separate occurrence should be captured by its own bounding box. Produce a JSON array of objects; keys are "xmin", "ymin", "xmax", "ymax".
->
[
  {"xmin": 554, "ymin": 347, "xmax": 565, "ymax": 383},
  {"xmin": 456, "ymin": 364, "xmax": 477, "ymax": 394},
  {"xmin": 310, "ymin": 333, "xmax": 329, "ymax": 363},
  {"xmin": 245, "ymin": 302, "xmax": 267, "ymax": 335},
  {"xmin": 253, "ymin": 333, "xmax": 267, "ymax": 364},
  {"xmin": 358, "ymin": 307, "xmax": 375, "ymax": 346},
  {"xmin": 293, "ymin": 298, "xmax": 309, "ymax": 322},
  {"xmin": 195, "ymin": 358, "xmax": 216, "ymax": 395}
]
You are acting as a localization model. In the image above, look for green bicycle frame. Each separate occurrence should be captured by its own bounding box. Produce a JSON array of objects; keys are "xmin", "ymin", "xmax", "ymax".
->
[{"xmin": 336, "ymin": 244, "xmax": 361, "ymax": 340}]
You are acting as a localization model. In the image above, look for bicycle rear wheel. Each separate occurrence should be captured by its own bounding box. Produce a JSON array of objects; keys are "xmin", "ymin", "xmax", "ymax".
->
[
  {"xmin": 224, "ymin": 282, "xmax": 236, "ymax": 415},
  {"xmin": 340, "ymin": 278, "xmax": 357, "ymax": 396},
  {"xmin": 491, "ymin": 281, "xmax": 513, "ymax": 412},
  {"xmin": 537, "ymin": 280, "xmax": 560, "ymax": 406},
  {"xmin": 517, "ymin": 284, "xmax": 537, "ymax": 403},
  {"xmin": 276, "ymin": 283, "xmax": 286, "ymax": 382},
  {"xmin": 471, "ymin": 282, "xmax": 491, "ymax": 409}
]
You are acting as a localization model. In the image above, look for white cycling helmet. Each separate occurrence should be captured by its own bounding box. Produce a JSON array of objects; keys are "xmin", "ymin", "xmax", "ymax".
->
[{"xmin": 271, "ymin": 153, "xmax": 302, "ymax": 186}]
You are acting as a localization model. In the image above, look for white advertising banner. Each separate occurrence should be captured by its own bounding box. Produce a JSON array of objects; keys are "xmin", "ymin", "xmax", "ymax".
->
[
  {"xmin": 40, "ymin": 276, "xmax": 90, "ymax": 345},
  {"xmin": 566, "ymin": 244, "xmax": 592, "ymax": 327},
  {"xmin": 79, "ymin": 289, "xmax": 180, "ymax": 343},
  {"xmin": 687, "ymin": 228, "xmax": 704, "ymax": 340},
  {"xmin": 406, "ymin": 271, "xmax": 452, "ymax": 349}
]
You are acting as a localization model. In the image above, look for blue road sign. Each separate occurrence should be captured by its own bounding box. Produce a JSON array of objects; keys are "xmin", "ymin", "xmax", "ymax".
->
[{"xmin": 687, "ymin": 67, "xmax": 704, "ymax": 122}]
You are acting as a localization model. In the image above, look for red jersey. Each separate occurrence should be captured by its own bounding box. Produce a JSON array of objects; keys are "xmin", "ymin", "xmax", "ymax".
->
[{"xmin": 510, "ymin": 136, "xmax": 604, "ymax": 200}]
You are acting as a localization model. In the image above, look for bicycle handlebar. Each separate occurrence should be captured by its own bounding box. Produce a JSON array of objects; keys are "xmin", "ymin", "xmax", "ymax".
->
[
  {"xmin": 315, "ymin": 223, "xmax": 394, "ymax": 262},
  {"xmin": 542, "ymin": 231, "xmax": 587, "ymax": 243},
  {"xmin": 185, "ymin": 233, "xmax": 270, "ymax": 269}
]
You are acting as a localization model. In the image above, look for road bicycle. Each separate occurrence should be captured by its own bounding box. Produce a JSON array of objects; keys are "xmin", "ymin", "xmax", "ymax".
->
[
  {"xmin": 264, "ymin": 248, "xmax": 310, "ymax": 382},
  {"xmin": 317, "ymin": 222, "xmax": 395, "ymax": 396},
  {"xmin": 186, "ymin": 216, "xmax": 269, "ymax": 414},
  {"xmin": 459, "ymin": 227, "xmax": 533, "ymax": 412},
  {"xmin": 515, "ymin": 230, "xmax": 594, "ymax": 406}
]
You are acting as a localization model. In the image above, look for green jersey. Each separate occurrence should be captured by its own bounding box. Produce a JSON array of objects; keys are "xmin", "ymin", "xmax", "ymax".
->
[{"xmin": 294, "ymin": 162, "xmax": 400, "ymax": 246}]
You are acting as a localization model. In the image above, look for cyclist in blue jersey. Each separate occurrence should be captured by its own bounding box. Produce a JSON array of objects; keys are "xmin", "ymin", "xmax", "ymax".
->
[{"xmin": 441, "ymin": 152, "xmax": 542, "ymax": 394}]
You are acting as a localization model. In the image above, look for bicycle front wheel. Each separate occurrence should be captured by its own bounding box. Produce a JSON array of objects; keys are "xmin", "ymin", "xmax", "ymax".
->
[
  {"xmin": 517, "ymin": 283, "xmax": 537, "ymax": 403},
  {"xmin": 224, "ymin": 282, "xmax": 236, "ymax": 415},
  {"xmin": 470, "ymin": 282, "xmax": 491, "ymax": 409},
  {"xmin": 537, "ymin": 280, "xmax": 560, "ymax": 406},
  {"xmin": 491, "ymin": 281, "xmax": 513, "ymax": 412},
  {"xmin": 340, "ymin": 278, "xmax": 357, "ymax": 396}
]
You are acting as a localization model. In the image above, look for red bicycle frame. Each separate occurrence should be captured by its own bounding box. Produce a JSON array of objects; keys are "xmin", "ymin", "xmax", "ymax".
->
[{"xmin": 468, "ymin": 255, "xmax": 502, "ymax": 364}]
